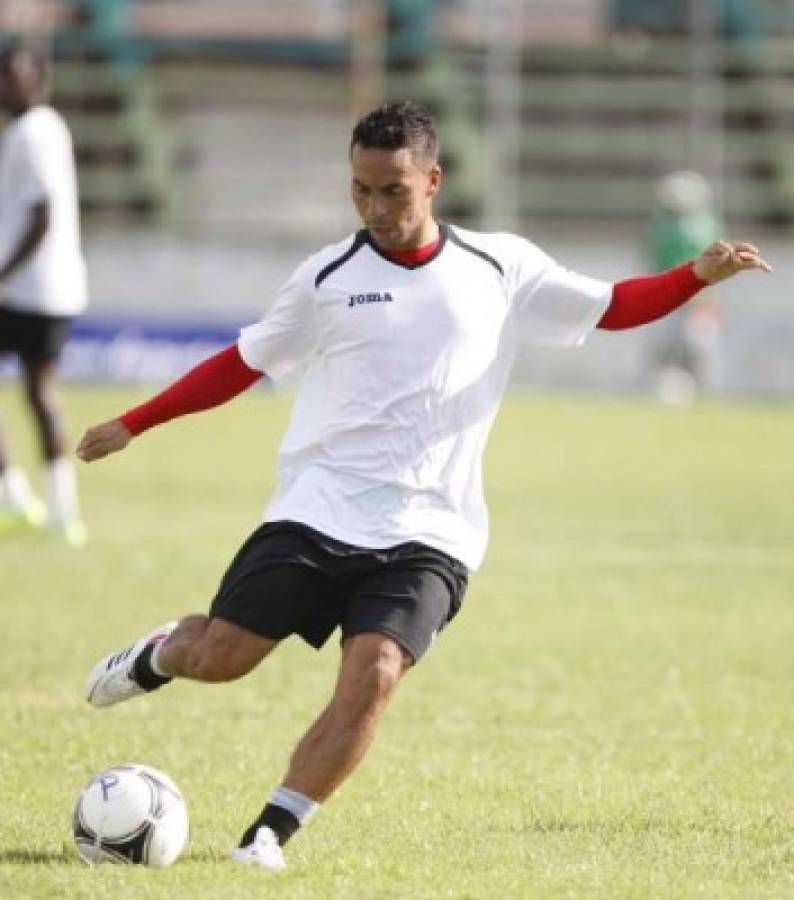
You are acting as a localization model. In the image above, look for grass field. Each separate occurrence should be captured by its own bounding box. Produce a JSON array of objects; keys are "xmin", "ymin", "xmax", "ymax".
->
[{"xmin": 1, "ymin": 384, "xmax": 793, "ymax": 899}]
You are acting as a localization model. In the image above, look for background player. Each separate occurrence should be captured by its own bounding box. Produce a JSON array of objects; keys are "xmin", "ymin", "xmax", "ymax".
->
[
  {"xmin": 76, "ymin": 102, "xmax": 770, "ymax": 870},
  {"xmin": 647, "ymin": 170, "xmax": 723, "ymax": 403},
  {"xmin": 0, "ymin": 43, "xmax": 87, "ymax": 545}
]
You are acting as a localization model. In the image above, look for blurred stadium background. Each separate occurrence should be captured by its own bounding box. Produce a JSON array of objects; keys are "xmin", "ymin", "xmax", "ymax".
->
[{"xmin": 1, "ymin": 0, "xmax": 792, "ymax": 395}]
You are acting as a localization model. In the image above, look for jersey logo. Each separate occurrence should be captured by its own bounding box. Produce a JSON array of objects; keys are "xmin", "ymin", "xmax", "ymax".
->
[{"xmin": 348, "ymin": 292, "xmax": 394, "ymax": 308}]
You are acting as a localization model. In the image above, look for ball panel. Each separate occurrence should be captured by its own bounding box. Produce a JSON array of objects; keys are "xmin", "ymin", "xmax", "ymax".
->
[
  {"xmin": 78, "ymin": 768, "xmax": 156, "ymax": 841},
  {"xmin": 145, "ymin": 797, "xmax": 190, "ymax": 867}
]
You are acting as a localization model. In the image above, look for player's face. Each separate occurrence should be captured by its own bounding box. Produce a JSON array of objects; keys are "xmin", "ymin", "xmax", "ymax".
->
[
  {"xmin": 350, "ymin": 145, "xmax": 441, "ymax": 249},
  {"xmin": 0, "ymin": 54, "xmax": 43, "ymax": 112}
]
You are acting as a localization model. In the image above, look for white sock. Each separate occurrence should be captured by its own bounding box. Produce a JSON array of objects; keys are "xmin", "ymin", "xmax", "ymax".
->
[
  {"xmin": 270, "ymin": 786, "xmax": 320, "ymax": 825},
  {"xmin": 149, "ymin": 640, "xmax": 169, "ymax": 677},
  {"xmin": 1, "ymin": 466, "xmax": 35, "ymax": 512},
  {"xmin": 45, "ymin": 458, "xmax": 80, "ymax": 526}
]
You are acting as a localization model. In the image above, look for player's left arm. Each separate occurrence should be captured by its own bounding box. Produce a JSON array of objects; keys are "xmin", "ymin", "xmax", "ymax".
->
[{"xmin": 598, "ymin": 240, "xmax": 771, "ymax": 331}]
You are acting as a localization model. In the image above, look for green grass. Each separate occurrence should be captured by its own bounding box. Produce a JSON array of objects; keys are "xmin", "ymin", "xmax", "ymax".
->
[{"xmin": 1, "ymin": 384, "xmax": 793, "ymax": 899}]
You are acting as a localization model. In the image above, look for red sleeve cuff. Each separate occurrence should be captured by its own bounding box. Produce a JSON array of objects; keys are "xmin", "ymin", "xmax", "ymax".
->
[
  {"xmin": 120, "ymin": 405, "xmax": 155, "ymax": 437},
  {"xmin": 598, "ymin": 262, "xmax": 708, "ymax": 331}
]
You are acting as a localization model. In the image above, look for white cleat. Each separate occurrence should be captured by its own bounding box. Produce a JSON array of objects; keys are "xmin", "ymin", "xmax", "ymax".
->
[
  {"xmin": 231, "ymin": 827, "xmax": 287, "ymax": 871},
  {"xmin": 86, "ymin": 621, "xmax": 177, "ymax": 708}
]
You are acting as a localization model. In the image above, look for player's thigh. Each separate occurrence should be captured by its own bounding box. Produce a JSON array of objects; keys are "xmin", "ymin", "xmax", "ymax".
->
[
  {"xmin": 342, "ymin": 561, "xmax": 468, "ymax": 665},
  {"xmin": 208, "ymin": 523, "xmax": 343, "ymax": 649}
]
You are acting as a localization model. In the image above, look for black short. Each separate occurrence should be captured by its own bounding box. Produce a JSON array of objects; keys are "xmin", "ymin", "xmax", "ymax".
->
[
  {"xmin": 0, "ymin": 306, "xmax": 73, "ymax": 363},
  {"xmin": 209, "ymin": 521, "xmax": 469, "ymax": 663}
]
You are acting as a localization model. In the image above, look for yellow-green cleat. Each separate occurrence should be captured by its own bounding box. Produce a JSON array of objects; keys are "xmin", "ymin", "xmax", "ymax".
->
[
  {"xmin": 47, "ymin": 518, "xmax": 88, "ymax": 548},
  {"xmin": 62, "ymin": 519, "xmax": 88, "ymax": 549},
  {"xmin": 0, "ymin": 498, "xmax": 47, "ymax": 534}
]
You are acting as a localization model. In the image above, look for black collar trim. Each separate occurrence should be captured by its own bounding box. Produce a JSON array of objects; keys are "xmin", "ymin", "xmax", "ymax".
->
[
  {"xmin": 314, "ymin": 230, "xmax": 369, "ymax": 288},
  {"xmin": 446, "ymin": 226, "xmax": 505, "ymax": 277}
]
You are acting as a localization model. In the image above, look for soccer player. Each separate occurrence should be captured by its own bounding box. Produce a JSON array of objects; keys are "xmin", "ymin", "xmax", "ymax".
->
[
  {"xmin": 0, "ymin": 43, "xmax": 87, "ymax": 545},
  {"xmin": 78, "ymin": 102, "xmax": 770, "ymax": 870}
]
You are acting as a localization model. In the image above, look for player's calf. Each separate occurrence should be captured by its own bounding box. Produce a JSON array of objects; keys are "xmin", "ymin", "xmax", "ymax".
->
[{"xmin": 162, "ymin": 617, "xmax": 279, "ymax": 683}]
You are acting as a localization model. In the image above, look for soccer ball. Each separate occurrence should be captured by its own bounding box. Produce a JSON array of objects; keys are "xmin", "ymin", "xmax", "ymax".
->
[{"xmin": 73, "ymin": 763, "xmax": 188, "ymax": 866}]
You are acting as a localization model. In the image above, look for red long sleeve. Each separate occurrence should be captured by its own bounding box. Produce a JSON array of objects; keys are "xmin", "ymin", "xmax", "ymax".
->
[
  {"xmin": 598, "ymin": 262, "xmax": 708, "ymax": 331},
  {"xmin": 120, "ymin": 344, "xmax": 263, "ymax": 436}
]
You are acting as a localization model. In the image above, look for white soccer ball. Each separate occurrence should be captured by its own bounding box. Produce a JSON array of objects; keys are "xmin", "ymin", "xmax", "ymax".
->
[{"xmin": 73, "ymin": 763, "xmax": 189, "ymax": 867}]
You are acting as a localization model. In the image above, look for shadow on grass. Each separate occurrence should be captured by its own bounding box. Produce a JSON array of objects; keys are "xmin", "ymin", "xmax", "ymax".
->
[
  {"xmin": 182, "ymin": 849, "xmax": 228, "ymax": 863},
  {"xmin": 0, "ymin": 847, "xmax": 225, "ymax": 866},
  {"xmin": 1, "ymin": 848, "xmax": 226, "ymax": 865},
  {"xmin": 0, "ymin": 848, "xmax": 79, "ymax": 865}
]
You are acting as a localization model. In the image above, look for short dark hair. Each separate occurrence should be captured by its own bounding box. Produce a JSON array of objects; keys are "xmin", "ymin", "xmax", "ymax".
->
[{"xmin": 350, "ymin": 101, "xmax": 439, "ymax": 167}]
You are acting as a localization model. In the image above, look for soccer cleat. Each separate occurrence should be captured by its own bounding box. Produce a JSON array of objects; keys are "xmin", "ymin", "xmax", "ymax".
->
[
  {"xmin": 23, "ymin": 496, "xmax": 48, "ymax": 527},
  {"xmin": 86, "ymin": 621, "xmax": 177, "ymax": 708},
  {"xmin": 51, "ymin": 518, "xmax": 88, "ymax": 549},
  {"xmin": 0, "ymin": 496, "xmax": 47, "ymax": 533},
  {"xmin": 63, "ymin": 520, "xmax": 88, "ymax": 549},
  {"xmin": 231, "ymin": 826, "xmax": 287, "ymax": 871}
]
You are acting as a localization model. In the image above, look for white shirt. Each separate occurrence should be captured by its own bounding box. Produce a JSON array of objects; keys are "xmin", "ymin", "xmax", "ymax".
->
[
  {"xmin": 239, "ymin": 224, "xmax": 612, "ymax": 570},
  {"xmin": 0, "ymin": 105, "xmax": 87, "ymax": 316}
]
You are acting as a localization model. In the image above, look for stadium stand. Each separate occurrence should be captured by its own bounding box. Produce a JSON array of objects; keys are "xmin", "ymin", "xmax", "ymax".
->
[{"xmin": 9, "ymin": 0, "xmax": 794, "ymax": 228}]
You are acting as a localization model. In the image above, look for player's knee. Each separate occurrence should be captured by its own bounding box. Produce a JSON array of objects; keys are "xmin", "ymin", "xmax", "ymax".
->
[
  {"xmin": 23, "ymin": 375, "xmax": 55, "ymax": 411},
  {"xmin": 365, "ymin": 639, "xmax": 405, "ymax": 693},
  {"xmin": 25, "ymin": 388, "xmax": 53, "ymax": 421},
  {"xmin": 337, "ymin": 638, "xmax": 405, "ymax": 725}
]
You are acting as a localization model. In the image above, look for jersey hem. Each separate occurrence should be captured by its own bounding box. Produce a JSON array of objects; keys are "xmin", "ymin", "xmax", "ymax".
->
[{"xmin": 261, "ymin": 508, "xmax": 477, "ymax": 572}]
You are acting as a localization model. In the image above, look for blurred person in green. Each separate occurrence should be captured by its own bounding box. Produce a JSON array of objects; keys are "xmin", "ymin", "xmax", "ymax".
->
[{"xmin": 647, "ymin": 170, "xmax": 722, "ymax": 403}]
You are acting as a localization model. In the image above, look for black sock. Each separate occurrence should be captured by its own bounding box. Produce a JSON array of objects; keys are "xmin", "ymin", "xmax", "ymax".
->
[
  {"xmin": 132, "ymin": 643, "xmax": 172, "ymax": 692},
  {"xmin": 239, "ymin": 803, "xmax": 301, "ymax": 848}
]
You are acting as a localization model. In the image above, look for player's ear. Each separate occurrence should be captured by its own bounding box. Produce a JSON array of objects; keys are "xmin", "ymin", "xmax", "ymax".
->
[{"xmin": 427, "ymin": 164, "xmax": 442, "ymax": 197}]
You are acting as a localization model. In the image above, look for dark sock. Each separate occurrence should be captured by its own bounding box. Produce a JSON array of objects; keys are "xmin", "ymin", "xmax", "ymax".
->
[
  {"xmin": 132, "ymin": 643, "xmax": 172, "ymax": 692},
  {"xmin": 239, "ymin": 803, "xmax": 301, "ymax": 848}
]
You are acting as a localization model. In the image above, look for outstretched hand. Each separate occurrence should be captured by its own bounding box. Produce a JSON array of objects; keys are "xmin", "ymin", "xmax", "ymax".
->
[
  {"xmin": 76, "ymin": 419, "xmax": 133, "ymax": 462},
  {"xmin": 693, "ymin": 240, "xmax": 772, "ymax": 285}
]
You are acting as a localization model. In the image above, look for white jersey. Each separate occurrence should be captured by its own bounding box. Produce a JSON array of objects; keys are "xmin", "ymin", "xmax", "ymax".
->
[
  {"xmin": 239, "ymin": 223, "xmax": 612, "ymax": 570},
  {"xmin": 0, "ymin": 105, "xmax": 87, "ymax": 316}
]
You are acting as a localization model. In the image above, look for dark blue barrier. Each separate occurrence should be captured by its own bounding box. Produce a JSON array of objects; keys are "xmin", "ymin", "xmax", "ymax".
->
[{"xmin": 1, "ymin": 317, "xmax": 244, "ymax": 385}]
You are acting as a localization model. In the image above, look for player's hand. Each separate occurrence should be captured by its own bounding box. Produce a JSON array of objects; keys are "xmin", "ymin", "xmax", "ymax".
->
[
  {"xmin": 76, "ymin": 419, "xmax": 133, "ymax": 462},
  {"xmin": 693, "ymin": 240, "xmax": 772, "ymax": 284}
]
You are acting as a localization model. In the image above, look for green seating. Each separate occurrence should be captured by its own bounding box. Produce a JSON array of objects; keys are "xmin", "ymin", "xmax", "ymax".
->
[
  {"xmin": 393, "ymin": 39, "xmax": 794, "ymax": 226},
  {"xmin": 54, "ymin": 62, "xmax": 183, "ymax": 221}
]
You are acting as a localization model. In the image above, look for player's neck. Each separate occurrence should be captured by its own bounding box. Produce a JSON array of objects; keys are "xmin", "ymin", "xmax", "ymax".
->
[
  {"xmin": 9, "ymin": 99, "xmax": 41, "ymax": 118},
  {"xmin": 380, "ymin": 222, "xmax": 441, "ymax": 265},
  {"xmin": 376, "ymin": 219, "xmax": 439, "ymax": 253},
  {"xmin": 405, "ymin": 219, "xmax": 439, "ymax": 251}
]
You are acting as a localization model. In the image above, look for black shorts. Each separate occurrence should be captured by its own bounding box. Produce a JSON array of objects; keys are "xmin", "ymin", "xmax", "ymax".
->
[
  {"xmin": 0, "ymin": 306, "xmax": 73, "ymax": 363},
  {"xmin": 209, "ymin": 521, "xmax": 469, "ymax": 663}
]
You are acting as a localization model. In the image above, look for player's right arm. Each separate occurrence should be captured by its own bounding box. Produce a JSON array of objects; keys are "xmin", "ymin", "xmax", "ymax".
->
[
  {"xmin": 77, "ymin": 247, "xmax": 324, "ymax": 464},
  {"xmin": 0, "ymin": 201, "xmax": 49, "ymax": 283},
  {"xmin": 76, "ymin": 344, "xmax": 263, "ymax": 462}
]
